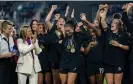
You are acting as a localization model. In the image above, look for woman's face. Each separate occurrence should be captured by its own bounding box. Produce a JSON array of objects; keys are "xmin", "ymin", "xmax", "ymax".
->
[
  {"xmin": 32, "ymin": 21, "xmax": 38, "ymax": 32},
  {"xmin": 57, "ymin": 18, "xmax": 65, "ymax": 29},
  {"xmin": 111, "ymin": 19, "xmax": 119, "ymax": 31},
  {"xmin": 26, "ymin": 28, "xmax": 32, "ymax": 38},
  {"xmin": 64, "ymin": 26, "xmax": 74, "ymax": 37},
  {"xmin": 93, "ymin": 20, "xmax": 99, "ymax": 27},
  {"xmin": 55, "ymin": 13, "xmax": 60, "ymax": 19},
  {"xmin": 38, "ymin": 24, "xmax": 44, "ymax": 34},
  {"xmin": 89, "ymin": 29, "xmax": 96, "ymax": 38},
  {"xmin": 12, "ymin": 30, "xmax": 16, "ymax": 38}
]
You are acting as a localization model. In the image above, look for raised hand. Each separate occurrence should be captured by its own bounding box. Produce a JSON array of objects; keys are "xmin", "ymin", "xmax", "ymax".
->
[
  {"xmin": 71, "ymin": 9, "xmax": 75, "ymax": 18},
  {"xmin": 122, "ymin": 4, "xmax": 128, "ymax": 11},
  {"xmin": 99, "ymin": 6, "xmax": 108, "ymax": 18},
  {"xmin": 80, "ymin": 13, "xmax": 87, "ymax": 21},
  {"xmin": 99, "ymin": 4, "xmax": 104, "ymax": 10},
  {"xmin": 51, "ymin": 5, "xmax": 57, "ymax": 11},
  {"xmin": 65, "ymin": 6, "xmax": 70, "ymax": 17},
  {"xmin": 127, "ymin": 3, "xmax": 133, "ymax": 13},
  {"xmin": 99, "ymin": 4, "xmax": 108, "ymax": 10}
]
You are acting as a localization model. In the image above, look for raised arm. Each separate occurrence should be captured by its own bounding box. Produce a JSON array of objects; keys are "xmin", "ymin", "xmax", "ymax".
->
[
  {"xmin": 94, "ymin": 4, "xmax": 103, "ymax": 23},
  {"xmin": 65, "ymin": 6, "xmax": 70, "ymax": 17},
  {"xmin": 80, "ymin": 13, "xmax": 94, "ymax": 28},
  {"xmin": 45, "ymin": 5, "xmax": 57, "ymax": 30},
  {"xmin": 122, "ymin": 3, "xmax": 133, "ymax": 34},
  {"xmin": 80, "ymin": 13, "xmax": 101, "ymax": 36},
  {"xmin": 99, "ymin": 4, "xmax": 109, "ymax": 31},
  {"xmin": 71, "ymin": 8, "xmax": 75, "ymax": 18},
  {"xmin": 75, "ymin": 22, "xmax": 91, "ymax": 41}
]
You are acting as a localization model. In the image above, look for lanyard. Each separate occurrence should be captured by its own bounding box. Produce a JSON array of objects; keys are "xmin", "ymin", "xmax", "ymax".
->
[
  {"xmin": 3, "ymin": 37, "xmax": 13, "ymax": 62},
  {"xmin": 26, "ymin": 38, "xmax": 34, "ymax": 59},
  {"xmin": 3, "ymin": 38, "xmax": 10, "ymax": 52}
]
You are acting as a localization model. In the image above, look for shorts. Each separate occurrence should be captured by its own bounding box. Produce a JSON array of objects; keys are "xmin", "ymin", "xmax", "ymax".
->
[
  {"xmin": 104, "ymin": 63, "xmax": 123, "ymax": 74},
  {"xmin": 87, "ymin": 63, "xmax": 104, "ymax": 77},
  {"xmin": 59, "ymin": 67, "xmax": 79, "ymax": 74},
  {"xmin": 50, "ymin": 62, "xmax": 59, "ymax": 69},
  {"xmin": 39, "ymin": 63, "xmax": 51, "ymax": 75}
]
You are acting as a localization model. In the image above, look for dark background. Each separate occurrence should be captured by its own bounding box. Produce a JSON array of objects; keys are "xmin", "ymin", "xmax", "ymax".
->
[{"xmin": 0, "ymin": 1, "xmax": 132, "ymax": 30}]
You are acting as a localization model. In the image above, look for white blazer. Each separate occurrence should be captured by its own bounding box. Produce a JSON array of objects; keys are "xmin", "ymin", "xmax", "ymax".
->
[{"xmin": 16, "ymin": 38, "xmax": 42, "ymax": 74}]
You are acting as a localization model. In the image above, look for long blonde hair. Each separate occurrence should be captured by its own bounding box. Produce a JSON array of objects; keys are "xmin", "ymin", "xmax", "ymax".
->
[{"xmin": 19, "ymin": 25, "xmax": 30, "ymax": 42}]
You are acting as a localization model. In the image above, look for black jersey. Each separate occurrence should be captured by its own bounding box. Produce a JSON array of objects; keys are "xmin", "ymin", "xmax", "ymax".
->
[
  {"xmin": 60, "ymin": 28, "xmax": 90, "ymax": 69},
  {"xmin": 103, "ymin": 28, "xmax": 129, "ymax": 67},
  {"xmin": 85, "ymin": 36, "xmax": 104, "ymax": 63}
]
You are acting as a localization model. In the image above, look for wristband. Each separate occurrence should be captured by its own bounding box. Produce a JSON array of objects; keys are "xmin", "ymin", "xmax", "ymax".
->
[{"xmin": 119, "ymin": 44, "xmax": 122, "ymax": 48}]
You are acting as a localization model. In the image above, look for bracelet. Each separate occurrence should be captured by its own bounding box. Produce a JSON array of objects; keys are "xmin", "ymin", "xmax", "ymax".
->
[{"xmin": 119, "ymin": 44, "xmax": 122, "ymax": 48}]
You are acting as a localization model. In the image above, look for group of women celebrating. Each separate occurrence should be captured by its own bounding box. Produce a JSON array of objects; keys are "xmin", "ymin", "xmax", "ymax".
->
[{"xmin": 11, "ymin": 2, "xmax": 133, "ymax": 84}]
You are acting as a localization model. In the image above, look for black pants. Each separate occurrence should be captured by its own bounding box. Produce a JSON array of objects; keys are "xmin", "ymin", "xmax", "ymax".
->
[
  {"xmin": 10, "ymin": 59, "xmax": 18, "ymax": 84},
  {"xmin": 0, "ymin": 59, "xmax": 18, "ymax": 84},
  {"xmin": 0, "ymin": 59, "xmax": 12, "ymax": 84}
]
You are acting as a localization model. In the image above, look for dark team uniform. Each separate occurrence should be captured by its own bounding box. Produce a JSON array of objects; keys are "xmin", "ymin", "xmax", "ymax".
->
[
  {"xmin": 103, "ymin": 28, "xmax": 129, "ymax": 74},
  {"xmin": 60, "ymin": 27, "xmax": 90, "ymax": 74},
  {"xmin": 48, "ymin": 20, "xmax": 64, "ymax": 69},
  {"xmin": 38, "ymin": 24, "xmax": 61, "ymax": 70},
  {"xmin": 122, "ymin": 11, "xmax": 133, "ymax": 84},
  {"xmin": 38, "ymin": 34, "xmax": 51, "ymax": 74},
  {"xmin": 82, "ymin": 33, "xmax": 105, "ymax": 77}
]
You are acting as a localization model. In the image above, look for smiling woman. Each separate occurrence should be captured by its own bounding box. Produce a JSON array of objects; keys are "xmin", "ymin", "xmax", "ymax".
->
[{"xmin": 16, "ymin": 25, "xmax": 42, "ymax": 84}]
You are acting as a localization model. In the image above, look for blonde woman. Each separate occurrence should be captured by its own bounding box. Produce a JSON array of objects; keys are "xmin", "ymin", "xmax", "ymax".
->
[{"xmin": 16, "ymin": 25, "xmax": 42, "ymax": 84}]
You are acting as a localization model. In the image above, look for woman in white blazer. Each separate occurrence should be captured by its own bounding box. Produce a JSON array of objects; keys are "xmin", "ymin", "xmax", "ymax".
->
[{"xmin": 16, "ymin": 25, "xmax": 42, "ymax": 84}]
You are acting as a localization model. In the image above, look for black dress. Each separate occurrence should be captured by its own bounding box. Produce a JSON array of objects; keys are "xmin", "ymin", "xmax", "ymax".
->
[{"xmin": 38, "ymin": 34, "xmax": 50, "ymax": 73}]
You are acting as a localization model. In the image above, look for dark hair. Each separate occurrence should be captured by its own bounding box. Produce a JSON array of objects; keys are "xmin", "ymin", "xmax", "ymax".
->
[
  {"xmin": 38, "ymin": 23, "xmax": 46, "ymax": 34},
  {"xmin": 89, "ymin": 28, "xmax": 99, "ymax": 36},
  {"xmin": 113, "ymin": 13, "xmax": 122, "ymax": 19},
  {"xmin": 30, "ymin": 20, "xmax": 39, "ymax": 34},
  {"xmin": 54, "ymin": 10, "xmax": 60, "ymax": 15},
  {"xmin": 64, "ymin": 20, "xmax": 75, "ymax": 30}
]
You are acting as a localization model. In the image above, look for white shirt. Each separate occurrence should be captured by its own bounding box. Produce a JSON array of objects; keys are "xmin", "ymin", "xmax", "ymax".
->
[{"xmin": 0, "ymin": 34, "xmax": 14, "ymax": 55}]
